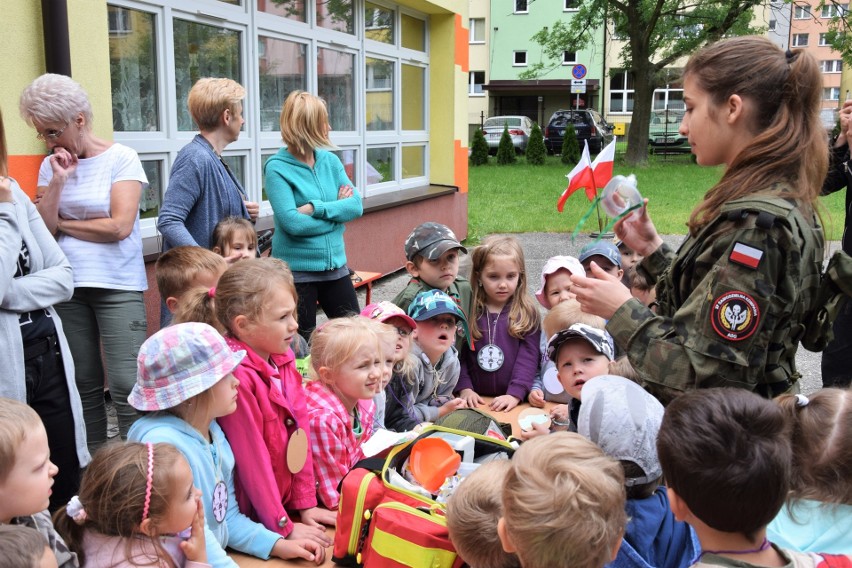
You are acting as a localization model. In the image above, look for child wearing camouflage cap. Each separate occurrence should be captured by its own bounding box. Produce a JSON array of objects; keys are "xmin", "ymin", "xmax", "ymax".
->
[
  {"xmin": 392, "ymin": 222, "xmax": 473, "ymax": 351},
  {"xmin": 384, "ymin": 290, "xmax": 471, "ymax": 432}
]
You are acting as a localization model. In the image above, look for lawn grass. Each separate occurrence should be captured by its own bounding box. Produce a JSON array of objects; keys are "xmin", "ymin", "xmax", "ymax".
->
[{"xmin": 467, "ymin": 152, "xmax": 847, "ymax": 242}]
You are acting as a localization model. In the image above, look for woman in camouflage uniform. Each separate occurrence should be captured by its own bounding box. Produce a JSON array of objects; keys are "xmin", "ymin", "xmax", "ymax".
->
[{"xmin": 572, "ymin": 37, "xmax": 826, "ymax": 402}]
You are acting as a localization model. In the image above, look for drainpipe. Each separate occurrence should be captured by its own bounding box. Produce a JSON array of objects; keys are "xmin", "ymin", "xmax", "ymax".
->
[{"xmin": 42, "ymin": 0, "xmax": 72, "ymax": 76}]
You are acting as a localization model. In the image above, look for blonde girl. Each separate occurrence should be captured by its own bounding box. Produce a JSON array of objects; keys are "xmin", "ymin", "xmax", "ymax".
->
[
  {"xmin": 768, "ymin": 388, "xmax": 852, "ymax": 554},
  {"xmin": 54, "ymin": 442, "xmax": 207, "ymax": 568},
  {"xmin": 127, "ymin": 323, "xmax": 325, "ymax": 567},
  {"xmin": 305, "ymin": 317, "xmax": 382, "ymax": 509},
  {"xmin": 175, "ymin": 258, "xmax": 333, "ymax": 547},
  {"xmin": 210, "ymin": 217, "xmax": 256, "ymax": 263},
  {"xmin": 456, "ymin": 236, "xmax": 541, "ymax": 412}
]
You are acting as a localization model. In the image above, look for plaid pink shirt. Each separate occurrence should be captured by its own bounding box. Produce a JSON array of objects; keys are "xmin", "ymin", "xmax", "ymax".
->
[{"xmin": 304, "ymin": 381, "xmax": 375, "ymax": 509}]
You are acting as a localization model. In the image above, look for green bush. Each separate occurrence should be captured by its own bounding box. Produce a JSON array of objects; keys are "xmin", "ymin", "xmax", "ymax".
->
[
  {"xmin": 470, "ymin": 128, "xmax": 489, "ymax": 166},
  {"xmin": 496, "ymin": 124, "xmax": 517, "ymax": 165},
  {"xmin": 561, "ymin": 124, "xmax": 581, "ymax": 165},
  {"xmin": 526, "ymin": 123, "xmax": 546, "ymax": 165}
]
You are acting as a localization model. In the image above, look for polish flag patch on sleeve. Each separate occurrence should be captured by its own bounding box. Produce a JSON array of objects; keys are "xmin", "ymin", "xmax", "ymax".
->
[{"xmin": 729, "ymin": 242, "xmax": 764, "ymax": 269}]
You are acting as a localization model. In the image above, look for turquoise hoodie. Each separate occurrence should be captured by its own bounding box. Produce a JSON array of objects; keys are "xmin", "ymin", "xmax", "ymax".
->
[
  {"xmin": 264, "ymin": 148, "xmax": 363, "ymax": 272},
  {"xmin": 128, "ymin": 414, "xmax": 281, "ymax": 568}
]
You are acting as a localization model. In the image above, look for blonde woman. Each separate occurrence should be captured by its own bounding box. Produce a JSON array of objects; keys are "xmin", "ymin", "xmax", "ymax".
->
[{"xmin": 265, "ymin": 91, "xmax": 363, "ymax": 340}]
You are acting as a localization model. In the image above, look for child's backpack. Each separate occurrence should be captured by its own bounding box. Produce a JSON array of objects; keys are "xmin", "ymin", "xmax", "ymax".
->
[{"xmin": 332, "ymin": 425, "xmax": 515, "ymax": 568}]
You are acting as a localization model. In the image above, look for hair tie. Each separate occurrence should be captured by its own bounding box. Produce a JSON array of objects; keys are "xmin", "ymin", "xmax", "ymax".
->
[
  {"xmin": 66, "ymin": 496, "xmax": 87, "ymax": 525},
  {"xmin": 785, "ymin": 49, "xmax": 797, "ymax": 64},
  {"xmin": 208, "ymin": 287, "xmax": 216, "ymax": 298},
  {"xmin": 142, "ymin": 442, "xmax": 154, "ymax": 522},
  {"xmin": 795, "ymin": 394, "xmax": 809, "ymax": 407}
]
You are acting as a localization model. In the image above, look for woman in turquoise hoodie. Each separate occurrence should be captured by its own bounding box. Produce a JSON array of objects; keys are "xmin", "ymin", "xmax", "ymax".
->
[{"xmin": 265, "ymin": 91, "xmax": 363, "ymax": 340}]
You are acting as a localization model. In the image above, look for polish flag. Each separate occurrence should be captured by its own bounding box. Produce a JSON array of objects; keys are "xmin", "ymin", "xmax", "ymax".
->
[
  {"xmin": 557, "ymin": 141, "xmax": 596, "ymax": 212},
  {"xmin": 591, "ymin": 138, "xmax": 617, "ymax": 188}
]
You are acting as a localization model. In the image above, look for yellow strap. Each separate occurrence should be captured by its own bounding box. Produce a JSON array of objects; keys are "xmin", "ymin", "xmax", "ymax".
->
[{"xmin": 371, "ymin": 528, "xmax": 456, "ymax": 568}]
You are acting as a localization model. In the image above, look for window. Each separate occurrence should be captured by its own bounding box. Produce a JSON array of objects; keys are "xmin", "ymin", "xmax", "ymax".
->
[
  {"xmin": 469, "ymin": 71, "xmax": 485, "ymax": 95},
  {"xmin": 108, "ymin": 6, "xmax": 158, "ymax": 131},
  {"xmin": 469, "ymin": 18, "xmax": 485, "ymax": 43},
  {"xmin": 609, "ymin": 70, "xmax": 635, "ymax": 113},
  {"xmin": 768, "ymin": 19, "xmax": 776, "ymax": 31},
  {"xmin": 794, "ymin": 5, "xmax": 811, "ymax": 19},
  {"xmin": 821, "ymin": 4, "xmax": 848, "ymax": 17},
  {"xmin": 365, "ymin": 2, "xmax": 394, "ymax": 44},
  {"xmin": 792, "ymin": 33, "xmax": 809, "ymax": 47},
  {"xmin": 258, "ymin": 0, "xmax": 305, "ymax": 22},
  {"xmin": 258, "ymin": 37, "xmax": 307, "ymax": 131},
  {"xmin": 562, "ymin": 51, "xmax": 577, "ymax": 65},
  {"xmin": 317, "ymin": 0, "xmax": 354, "ymax": 34},
  {"xmin": 318, "ymin": 47, "xmax": 356, "ymax": 132},
  {"xmin": 514, "ymin": 0, "xmax": 528, "ymax": 14},
  {"xmin": 108, "ymin": 6, "xmax": 132, "ymax": 34},
  {"xmin": 513, "ymin": 51, "xmax": 527, "ymax": 66},
  {"xmin": 825, "ymin": 87, "xmax": 841, "ymax": 100},
  {"xmin": 821, "ymin": 60, "xmax": 843, "ymax": 73},
  {"xmin": 820, "ymin": 32, "xmax": 829, "ymax": 45},
  {"xmin": 564, "ymin": 0, "xmax": 579, "ymax": 10}
]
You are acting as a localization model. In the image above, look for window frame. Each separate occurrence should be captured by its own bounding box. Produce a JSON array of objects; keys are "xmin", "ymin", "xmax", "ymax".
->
[
  {"xmin": 514, "ymin": 0, "xmax": 528, "ymax": 14},
  {"xmin": 792, "ymin": 33, "xmax": 809, "ymax": 47},
  {"xmin": 561, "ymin": 50, "xmax": 577, "ymax": 65},
  {"xmin": 469, "ymin": 17, "xmax": 485, "ymax": 44},
  {"xmin": 513, "ymin": 50, "xmax": 527, "ymax": 66},
  {"xmin": 794, "ymin": 5, "xmax": 811, "ymax": 19},
  {"xmin": 563, "ymin": 0, "xmax": 579, "ymax": 11},
  {"xmin": 468, "ymin": 71, "xmax": 485, "ymax": 96}
]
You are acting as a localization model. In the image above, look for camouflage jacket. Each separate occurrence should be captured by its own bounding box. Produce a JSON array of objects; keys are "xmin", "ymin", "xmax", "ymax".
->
[{"xmin": 607, "ymin": 192, "xmax": 824, "ymax": 402}]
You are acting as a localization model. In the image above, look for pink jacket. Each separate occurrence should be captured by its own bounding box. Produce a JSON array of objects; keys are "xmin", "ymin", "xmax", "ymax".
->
[{"xmin": 217, "ymin": 337, "xmax": 317, "ymax": 537}]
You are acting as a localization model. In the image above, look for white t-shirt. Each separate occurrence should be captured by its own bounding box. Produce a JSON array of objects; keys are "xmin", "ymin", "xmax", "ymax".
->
[{"xmin": 38, "ymin": 143, "xmax": 148, "ymax": 291}]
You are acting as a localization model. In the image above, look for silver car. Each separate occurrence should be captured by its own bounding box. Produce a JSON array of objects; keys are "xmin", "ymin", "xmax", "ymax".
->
[{"xmin": 482, "ymin": 115, "xmax": 534, "ymax": 153}]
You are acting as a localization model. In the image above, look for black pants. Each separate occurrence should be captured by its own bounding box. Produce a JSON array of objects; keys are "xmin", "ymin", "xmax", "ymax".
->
[
  {"xmin": 24, "ymin": 335, "xmax": 81, "ymax": 512},
  {"xmin": 821, "ymin": 300, "xmax": 852, "ymax": 388},
  {"xmin": 296, "ymin": 275, "xmax": 360, "ymax": 341}
]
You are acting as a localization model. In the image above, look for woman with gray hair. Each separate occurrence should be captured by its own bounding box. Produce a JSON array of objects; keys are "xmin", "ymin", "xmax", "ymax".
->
[
  {"xmin": 20, "ymin": 73, "xmax": 148, "ymax": 452},
  {"xmin": 0, "ymin": 106, "xmax": 90, "ymax": 511}
]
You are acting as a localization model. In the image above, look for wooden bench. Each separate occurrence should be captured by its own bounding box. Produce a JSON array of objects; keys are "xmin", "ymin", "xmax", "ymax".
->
[{"xmin": 350, "ymin": 270, "xmax": 382, "ymax": 305}]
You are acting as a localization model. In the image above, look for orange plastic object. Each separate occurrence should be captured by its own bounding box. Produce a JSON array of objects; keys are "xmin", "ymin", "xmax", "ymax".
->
[{"xmin": 408, "ymin": 438, "xmax": 461, "ymax": 493}]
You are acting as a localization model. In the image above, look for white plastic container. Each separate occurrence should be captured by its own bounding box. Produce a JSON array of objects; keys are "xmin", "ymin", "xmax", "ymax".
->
[{"xmin": 430, "ymin": 431, "xmax": 475, "ymax": 463}]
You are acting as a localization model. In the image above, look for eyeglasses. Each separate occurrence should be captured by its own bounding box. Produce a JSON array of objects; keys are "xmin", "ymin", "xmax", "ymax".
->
[{"xmin": 36, "ymin": 124, "xmax": 69, "ymax": 142}]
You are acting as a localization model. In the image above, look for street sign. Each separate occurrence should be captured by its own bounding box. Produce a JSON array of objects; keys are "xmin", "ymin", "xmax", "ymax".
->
[
  {"xmin": 571, "ymin": 85, "xmax": 586, "ymax": 94},
  {"xmin": 571, "ymin": 79, "xmax": 587, "ymax": 87},
  {"xmin": 572, "ymin": 64, "xmax": 587, "ymax": 80}
]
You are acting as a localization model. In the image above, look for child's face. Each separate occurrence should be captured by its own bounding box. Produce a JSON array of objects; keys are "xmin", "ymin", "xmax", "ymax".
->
[
  {"xmin": 413, "ymin": 314, "xmax": 458, "ymax": 360},
  {"xmin": 544, "ymin": 268, "xmax": 576, "ymax": 307},
  {"xmin": 556, "ymin": 339, "xmax": 611, "ymax": 400},
  {"xmin": 237, "ymin": 287, "xmax": 298, "ymax": 361},
  {"xmin": 386, "ymin": 317, "xmax": 413, "ymax": 362},
  {"xmin": 480, "ymin": 254, "xmax": 521, "ymax": 309},
  {"xmin": 619, "ymin": 247, "xmax": 642, "ymax": 272},
  {"xmin": 379, "ymin": 340, "xmax": 395, "ymax": 390},
  {"xmin": 222, "ymin": 232, "xmax": 256, "ymax": 261},
  {"xmin": 332, "ymin": 345, "xmax": 384, "ymax": 407},
  {"xmin": 156, "ymin": 456, "xmax": 202, "ymax": 534},
  {"xmin": 582, "ymin": 256, "xmax": 623, "ymax": 281},
  {"xmin": 408, "ymin": 249, "xmax": 460, "ymax": 291},
  {"xmin": 0, "ymin": 424, "xmax": 57, "ymax": 522},
  {"xmin": 208, "ymin": 373, "xmax": 240, "ymax": 419}
]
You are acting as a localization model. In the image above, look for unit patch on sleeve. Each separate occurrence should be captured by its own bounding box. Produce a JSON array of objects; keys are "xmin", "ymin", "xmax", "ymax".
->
[
  {"xmin": 729, "ymin": 242, "xmax": 764, "ymax": 269},
  {"xmin": 711, "ymin": 291, "xmax": 760, "ymax": 341}
]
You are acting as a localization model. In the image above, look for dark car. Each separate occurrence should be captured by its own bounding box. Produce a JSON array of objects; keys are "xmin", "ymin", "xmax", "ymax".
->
[{"xmin": 544, "ymin": 109, "xmax": 613, "ymax": 154}]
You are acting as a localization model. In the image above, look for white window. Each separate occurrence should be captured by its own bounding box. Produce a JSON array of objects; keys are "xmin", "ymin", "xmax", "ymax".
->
[
  {"xmin": 562, "ymin": 51, "xmax": 577, "ymax": 65},
  {"xmin": 469, "ymin": 18, "xmax": 485, "ymax": 43},
  {"xmin": 821, "ymin": 3, "xmax": 848, "ymax": 17},
  {"xmin": 513, "ymin": 50, "xmax": 527, "ymax": 66},
  {"xmin": 609, "ymin": 70, "xmax": 634, "ymax": 114},
  {"xmin": 820, "ymin": 32, "xmax": 829, "ymax": 45},
  {"xmin": 108, "ymin": 6, "xmax": 132, "ymax": 34},
  {"xmin": 514, "ymin": 0, "xmax": 528, "ymax": 14},
  {"xmin": 824, "ymin": 87, "xmax": 841, "ymax": 101},
  {"xmin": 469, "ymin": 71, "xmax": 485, "ymax": 95},
  {"xmin": 794, "ymin": 5, "xmax": 811, "ymax": 19},
  {"xmin": 768, "ymin": 19, "xmax": 776, "ymax": 31},
  {"xmin": 821, "ymin": 60, "xmax": 843, "ymax": 73},
  {"xmin": 792, "ymin": 33, "xmax": 809, "ymax": 47},
  {"xmin": 564, "ymin": 0, "xmax": 579, "ymax": 10}
]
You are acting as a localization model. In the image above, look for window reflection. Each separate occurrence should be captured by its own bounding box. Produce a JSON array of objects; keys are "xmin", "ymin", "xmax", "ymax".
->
[
  {"xmin": 365, "ymin": 2, "xmax": 394, "ymax": 44},
  {"xmin": 258, "ymin": 37, "xmax": 307, "ymax": 131},
  {"xmin": 140, "ymin": 160, "xmax": 162, "ymax": 218},
  {"xmin": 366, "ymin": 57, "xmax": 394, "ymax": 131},
  {"xmin": 367, "ymin": 147, "xmax": 395, "ymax": 185},
  {"xmin": 257, "ymin": 0, "xmax": 305, "ymax": 22},
  {"xmin": 108, "ymin": 6, "xmax": 159, "ymax": 131},
  {"xmin": 317, "ymin": 0, "xmax": 353, "ymax": 34},
  {"xmin": 318, "ymin": 47, "xmax": 355, "ymax": 131}
]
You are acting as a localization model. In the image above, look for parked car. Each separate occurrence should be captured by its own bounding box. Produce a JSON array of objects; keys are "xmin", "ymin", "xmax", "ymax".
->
[
  {"xmin": 648, "ymin": 109, "xmax": 690, "ymax": 154},
  {"xmin": 544, "ymin": 109, "xmax": 613, "ymax": 154},
  {"xmin": 482, "ymin": 115, "xmax": 534, "ymax": 153}
]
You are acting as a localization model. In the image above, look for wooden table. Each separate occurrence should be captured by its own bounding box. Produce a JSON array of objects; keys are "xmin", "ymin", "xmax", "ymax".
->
[
  {"xmin": 351, "ymin": 270, "xmax": 382, "ymax": 305},
  {"xmin": 230, "ymin": 398, "xmax": 555, "ymax": 567}
]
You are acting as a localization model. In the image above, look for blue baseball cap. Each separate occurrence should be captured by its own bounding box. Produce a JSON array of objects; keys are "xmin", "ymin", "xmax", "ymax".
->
[{"xmin": 579, "ymin": 241, "xmax": 622, "ymax": 268}]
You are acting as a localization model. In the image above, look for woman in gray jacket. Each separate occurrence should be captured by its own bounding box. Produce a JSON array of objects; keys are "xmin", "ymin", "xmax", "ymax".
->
[{"xmin": 0, "ymin": 108, "xmax": 89, "ymax": 511}]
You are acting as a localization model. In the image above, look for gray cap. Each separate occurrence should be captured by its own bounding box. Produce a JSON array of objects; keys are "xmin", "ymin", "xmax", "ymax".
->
[
  {"xmin": 579, "ymin": 241, "xmax": 622, "ymax": 268},
  {"xmin": 404, "ymin": 222, "xmax": 467, "ymax": 261},
  {"xmin": 578, "ymin": 375, "xmax": 664, "ymax": 486}
]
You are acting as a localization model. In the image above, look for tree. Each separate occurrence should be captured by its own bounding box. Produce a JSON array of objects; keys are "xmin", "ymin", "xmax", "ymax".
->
[
  {"xmin": 526, "ymin": 123, "xmax": 547, "ymax": 165},
  {"xmin": 522, "ymin": 0, "xmax": 762, "ymax": 166},
  {"xmin": 561, "ymin": 125, "xmax": 581, "ymax": 165},
  {"xmin": 470, "ymin": 128, "xmax": 490, "ymax": 166},
  {"xmin": 496, "ymin": 125, "xmax": 517, "ymax": 165}
]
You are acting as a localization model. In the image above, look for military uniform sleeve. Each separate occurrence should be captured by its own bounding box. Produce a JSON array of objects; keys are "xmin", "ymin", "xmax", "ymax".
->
[{"xmin": 607, "ymin": 221, "xmax": 796, "ymax": 398}]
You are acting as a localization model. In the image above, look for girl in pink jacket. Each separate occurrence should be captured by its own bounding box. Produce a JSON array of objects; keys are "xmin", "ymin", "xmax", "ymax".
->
[{"xmin": 174, "ymin": 258, "xmax": 335, "ymax": 548}]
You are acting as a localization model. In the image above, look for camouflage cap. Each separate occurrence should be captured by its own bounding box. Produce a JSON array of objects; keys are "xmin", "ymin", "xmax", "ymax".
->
[
  {"xmin": 547, "ymin": 323, "xmax": 615, "ymax": 362},
  {"xmin": 407, "ymin": 289, "xmax": 471, "ymax": 347},
  {"xmin": 404, "ymin": 222, "xmax": 468, "ymax": 261}
]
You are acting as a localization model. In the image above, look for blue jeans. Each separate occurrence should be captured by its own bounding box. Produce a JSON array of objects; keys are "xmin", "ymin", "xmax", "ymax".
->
[{"xmin": 54, "ymin": 288, "xmax": 147, "ymax": 453}]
